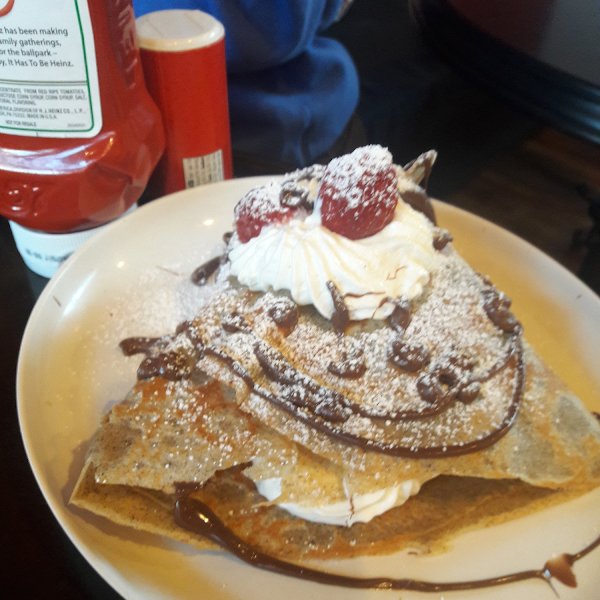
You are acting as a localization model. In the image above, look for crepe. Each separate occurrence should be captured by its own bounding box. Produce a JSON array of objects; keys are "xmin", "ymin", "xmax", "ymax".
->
[{"xmin": 71, "ymin": 147, "xmax": 600, "ymax": 572}]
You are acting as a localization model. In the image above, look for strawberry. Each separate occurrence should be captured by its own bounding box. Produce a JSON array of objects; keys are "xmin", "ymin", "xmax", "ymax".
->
[
  {"xmin": 318, "ymin": 146, "xmax": 399, "ymax": 240},
  {"xmin": 234, "ymin": 180, "xmax": 298, "ymax": 243}
]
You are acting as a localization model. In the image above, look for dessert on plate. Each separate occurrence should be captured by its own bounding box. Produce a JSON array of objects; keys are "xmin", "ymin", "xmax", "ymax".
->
[{"xmin": 71, "ymin": 146, "xmax": 600, "ymax": 592}]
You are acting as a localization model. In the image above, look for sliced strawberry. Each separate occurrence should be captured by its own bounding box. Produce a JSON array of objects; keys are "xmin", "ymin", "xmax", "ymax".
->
[
  {"xmin": 318, "ymin": 146, "xmax": 399, "ymax": 240},
  {"xmin": 234, "ymin": 181, "xmax": 298, "ymax": 243}
]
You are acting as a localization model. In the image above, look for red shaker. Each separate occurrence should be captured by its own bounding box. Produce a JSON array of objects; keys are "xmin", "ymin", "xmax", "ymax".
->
[
  {"xmin": 136, "ymin": 10, "xmax": 233, "ymax": 199},
  {"xmin": 0, "ymin": 0, "xmax": 165, "ymax": 278}
]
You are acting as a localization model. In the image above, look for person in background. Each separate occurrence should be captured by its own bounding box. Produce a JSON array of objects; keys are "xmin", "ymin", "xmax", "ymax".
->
[{"xmin": 133, "ymin": 0, "xmax": 365, "ymax": 175}]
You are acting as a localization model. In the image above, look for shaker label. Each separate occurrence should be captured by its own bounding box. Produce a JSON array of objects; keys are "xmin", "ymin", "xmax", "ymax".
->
[
  {"xmin": 0, "ymin": 0, "xmax": 101, "ymax": 137},
  {"xmin": 183, "ymin": 150, "xmax": 225, "ymax": 188}
]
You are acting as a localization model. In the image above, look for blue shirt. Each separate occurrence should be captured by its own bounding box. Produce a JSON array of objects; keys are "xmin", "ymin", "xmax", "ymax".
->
[{"xmin": 133, "ymin": 0, "xmax": 360, "ymax": 168}]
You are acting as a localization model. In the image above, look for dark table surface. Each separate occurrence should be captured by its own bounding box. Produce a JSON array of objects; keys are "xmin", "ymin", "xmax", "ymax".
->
[
  {"xmin": 410, "ymin": 0, "xmax": 600, "ymax": 145},
  {"xmin": 1, "ymin": 217, "xmax": 124, "ymax": 600},
  {"xmin": 3, "ymin": 1, "xmax": 600, "ymax": 599}
]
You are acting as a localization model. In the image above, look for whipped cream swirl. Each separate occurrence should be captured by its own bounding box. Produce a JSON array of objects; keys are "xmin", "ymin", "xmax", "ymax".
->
[
  {"xmin": 255, "ymin": 477, "xmax": 421, "ymax": 526},
  {"xmin": 228, "ymin": 179, "xmax": 435, "ymax": 321}
]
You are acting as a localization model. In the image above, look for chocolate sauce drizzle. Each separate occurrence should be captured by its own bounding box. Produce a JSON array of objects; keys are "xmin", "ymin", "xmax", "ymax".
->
[
  {"xmin": 403, "ymin": 151, "xmax": 436, "ymax": 191},
  {"xmin": 118, "ymin": 161, "xmax": 600, "ymax": 593},
  {"xmin": 385, "ymin": 289, "xmax": 524, "ymax": 413},
  {"xmin": 278, "ymin": 165, "xmax": 325, "ymax": 210},
  {"xmin": 481, "ymin": 287, "xmax": 520, "ymax": 333},
  {"xmin": 174, "ymin": 495, "xmax": 600, "ymax": 593},
  {"xmin": 119, "ymin": 336, "xmax": 161, "ymax": 356},
  {"xmin": 137, "ymin": 351, "xmax": 194, "ymax": 381},
  {"xmin": 125, "ymin": 275, "xmax": 526, "ymax": 458},
  {"xmin": 327, "ymin": 281, "xmax": 349, "ymax": 336},
  {"xmin": 177, "ymin": 319, "xmax": 526, "ymax": 457},
  {"xmin": 326, "ymin": 281, "xmax": 367, "ymax": 379},
  {"xmin": 222, "ymin": 311, "xmax": 251, "ymax": 334},
  {"xmin": 191, "ymin": 253, "xmax": 227, "ymax": 287},
  {"xmin": 387, "ymin": 297, "xmax": 432, "ymax": 377},
  {"xmin": 267, "ymin": 297, "xmax": 299, "ymax": 330},
  {"xmin": 399, "ymin": 189, "xmax": 437, "ymax": 225}
]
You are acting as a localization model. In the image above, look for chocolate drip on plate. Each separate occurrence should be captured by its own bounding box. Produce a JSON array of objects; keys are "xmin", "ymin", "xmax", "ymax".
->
[
  {"xmin": 174, "ymin": 495, "xmax": 600, "ymax": 593},
  {"xmin": 119, "ymin": 336, "xmax": 162, "ymax": 356}
]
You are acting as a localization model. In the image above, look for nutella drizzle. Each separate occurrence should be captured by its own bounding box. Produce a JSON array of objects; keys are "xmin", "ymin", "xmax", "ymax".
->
[
  {"xmin": 267, "ymin": 297, "xmax": 299, "ymax": 330},
  {"xmin": 137, "ymin": 351, "xmax": 194, "ymax": 381},
  {"xmin": 127, "ymin": 279, "xmax": 526, "ymax": 457},
  {"xmin": 200, "ymin": 333, "xmax": 525, "ymax": 458},
  {"xmin": 387, "ymin": 296, "xmax": 411, "ymax": 332},
  {"xmin": 399, "ymin": 189, "xmax": 437, "ymax": 225},
  {"xmin": 403, "ymin": 152, "xmax": 435, "ymax": 191},
  {"xmin": 481, "ymin": 287, "xmax": 520, "ymax": 333},
  {"xmin": 387, "ymin": 297, "xmax": 432, "ymax": 376},
  {"xmin": 280, "ymin": 182, "xmax": 310, "ymax": 209},
  {"xmin": 222, "ymin": 311, "xmax": 251, "ymax": 334},
  {"xmin": 115, "ymin": 161, "xmax": 600, "ymax": 594},
  {"xmin": 325, "ymin": 281, "xmax": 367, "ymax": 379},
  {"xmin": 389, "ymin": 338, "xmax": 431, "ymax": 373},
  {"xmin": 119, "ymin": 336, "xmax": 162, "ymax": 356},
  {"xmin": 173, "ymin": 494, "xmax": 600, "ymax": 594},
  {"xmin": 279, "ymin": 164, "xmax": 324, "ymax": 210},
  {"xmin": 326, "ymin": 281, "xmax": 349, "ymax": 336},
  {"xmin": 191, "ymin": 254, "xmax": 226, "ymax": 287},
  {"xmin": 326, "ymin": 349, "xmax": 367, "ymax": 380}
]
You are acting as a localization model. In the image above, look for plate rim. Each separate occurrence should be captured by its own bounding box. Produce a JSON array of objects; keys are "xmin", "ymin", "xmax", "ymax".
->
[{"xmin": 16, "ymin": 176, "xmax": 600, "ymax": 600}]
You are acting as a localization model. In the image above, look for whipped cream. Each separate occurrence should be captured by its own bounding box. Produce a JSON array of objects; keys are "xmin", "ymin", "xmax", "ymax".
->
[
  {"xmin": 228, "ymin": 180, "xmax": 435, "ymax": 321},
  {"xmin": 255, "ymin": 477, "xmax": 421, "ymax": 527}
]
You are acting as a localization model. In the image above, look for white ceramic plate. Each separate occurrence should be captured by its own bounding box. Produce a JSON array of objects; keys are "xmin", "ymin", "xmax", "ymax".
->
[{"xmin": 18, "ymin": 177, "xmax": 600, "ymax": 600}]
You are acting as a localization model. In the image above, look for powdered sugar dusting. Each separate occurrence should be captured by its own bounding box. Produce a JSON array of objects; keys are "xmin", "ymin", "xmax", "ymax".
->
[
  {"xmin": 320, "ymin": 145, "xmax": 395, "ymax": 210},
  {"xmin": 181, "ymin": 245, "xmax": 520, "ymax": 461},
  {"xmin": 236, "ymin": 180, "xmax": 283, "ymax": 218}
]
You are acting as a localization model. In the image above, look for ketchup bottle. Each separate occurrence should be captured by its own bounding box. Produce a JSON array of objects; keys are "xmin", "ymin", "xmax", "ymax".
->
[{"xmin": 0, "ymin": 0, "xmax": 165, "ymax": 277}]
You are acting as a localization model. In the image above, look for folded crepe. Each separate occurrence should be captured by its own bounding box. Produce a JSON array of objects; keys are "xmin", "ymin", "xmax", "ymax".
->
[{"xmin": 71, "ymin": 147, "xmax": 600, "ymax": 573}]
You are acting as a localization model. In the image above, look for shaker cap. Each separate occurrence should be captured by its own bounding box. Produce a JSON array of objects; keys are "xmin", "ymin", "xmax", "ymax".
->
[{"xmin": 136, "ymin": 10, "xmax": 225, "ymax": 52}]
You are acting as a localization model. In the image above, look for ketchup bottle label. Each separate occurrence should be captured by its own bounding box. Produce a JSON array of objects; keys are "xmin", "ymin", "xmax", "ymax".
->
[{"xmin": 0, "ymin": 0, "xmax": 102, "ymax": 138}]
